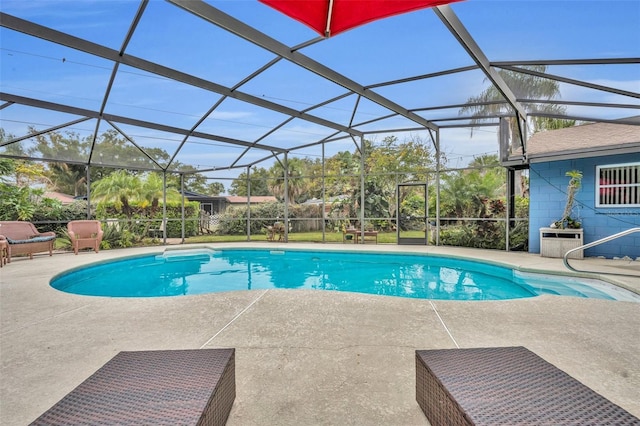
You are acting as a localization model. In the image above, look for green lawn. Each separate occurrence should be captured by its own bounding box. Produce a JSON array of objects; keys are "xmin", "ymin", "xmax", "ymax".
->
[
  {"xmin": 55, "ymin": 230, "xmax": 428, "ymax": 250},
  {"xmin": 184, "ymin": 231, "xmax": 427, "ymax": 245}
]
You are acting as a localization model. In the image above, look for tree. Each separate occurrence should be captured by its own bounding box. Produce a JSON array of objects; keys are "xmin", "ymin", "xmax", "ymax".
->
[
  {"xmin": 91, "ymin": 170, "xmax": 140, "ymax": 218},
  {"xmin": 229, "ymin": 167, "xmax": 271, "ymax": 196},
  {"xmin": 459, "ymin": 65, "xmax": 573, "ymax": 151},
  {"xmin": 138, "ymin": 173, "xmax": 182, "ymax": 213},
  {"xmin": 296, "ymin": 158, "xmax": 323, "ymax": 202},
  {"xmin": 268, "ymin": 157, "xmax": 307, "ymax": 204},
  {"xmin": 48, "ymin": 162, "xmax": 87, "ymax": 196},
  {"xmin": 0, "ymin": 141, "xmax": 14, "ymax": 183},
  {"xmin": 91, "ymin": 129, "xmax": 169, "ymax": 170},
  {"xmin": 324, "ymin": 150, "xmax": 359, "ymax": 197},
  {"xmin": 167, "ymin": 165, "xmax": 225, "ymax": 196},
  {"xmin": 437, "ymin": 155, "xmax": 506, "ymax": 219},
  {"xmin": 205, "ymin": 181, "xmax": 225, "ymax": 196},
  {"xmin": 91, "ymin": 169, "xmax": 186, "ymax": 220},
  {"xmin": 183, "ymin": 176, "xmax": 224, "ymax": 196},
  {"xmin": 0, "ymin": 158, "xmax": 14, "ymax": 179},
  {"xmin": 29, "ymin": 128, "xmax": 227, "ymax": 198},
  {"xmin": 224, "ymin": 134, "xmax": 439, "ymax": 223},
  {"xmin": 30, "ymin": 127, "xmax": 90, "ymax": 195},
  {"xmin": 533, "ymin": 115, "xmax": 576, "ymax": 132},
  {"xmin": 363, "ymin": 135, "xmax": 436, "ymax": 221},
  {"xmin": 468, "ymin": 154, "xmax": 500, "ymax": 168},
  {"xmin": 0, "ymin": 153, "xmax": 58, "ymax": 221}
]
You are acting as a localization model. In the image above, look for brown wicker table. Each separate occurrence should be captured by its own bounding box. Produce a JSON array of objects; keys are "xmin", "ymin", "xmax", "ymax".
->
[
  {"xmin": 416, "ymin": 346, "xmax": 639, "ymax": 425},
  {"xmin": 30, "ymin": 348, "xmax": 235, "ymax": 426}
]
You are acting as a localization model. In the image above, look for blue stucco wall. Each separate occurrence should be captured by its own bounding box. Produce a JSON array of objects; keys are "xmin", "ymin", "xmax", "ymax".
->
[{"xmin": 529, "ymin": 153, "xmax": 640, "ymax": 258}]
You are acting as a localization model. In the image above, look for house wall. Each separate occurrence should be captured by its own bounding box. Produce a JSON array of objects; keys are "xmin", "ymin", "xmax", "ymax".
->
[{"xmin": 528, "ymin": 153, "xmax": 640, "ymax": 258}]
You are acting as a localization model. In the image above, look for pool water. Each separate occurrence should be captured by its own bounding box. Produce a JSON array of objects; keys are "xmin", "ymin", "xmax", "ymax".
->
[{"xmin": 51, "ymin": 248, "xmax": 639, "ymax": 301}]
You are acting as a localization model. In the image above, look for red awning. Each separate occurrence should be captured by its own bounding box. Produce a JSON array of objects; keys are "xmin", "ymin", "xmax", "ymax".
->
[{"xmin": 260, "ymin": 0, "xmax": 464, "ymax": 37}]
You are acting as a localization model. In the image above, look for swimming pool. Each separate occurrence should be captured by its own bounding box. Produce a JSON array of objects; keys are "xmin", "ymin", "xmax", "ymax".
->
[{"xmin": 50, "ymin": 248, "xmax": 640, "ymax": 301}]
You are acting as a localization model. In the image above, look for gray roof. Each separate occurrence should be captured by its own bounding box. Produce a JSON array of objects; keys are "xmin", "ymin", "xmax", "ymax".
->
[{"xmin": 526, "ymin": 121, "xmax": 640, "ymax": 163}]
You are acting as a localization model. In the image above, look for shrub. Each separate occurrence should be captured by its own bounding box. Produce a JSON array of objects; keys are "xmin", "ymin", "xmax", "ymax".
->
[
  {"xmin": 33, "ymin": 200, "xmax": 90, "ymax": 234},
  {"xmin": 101, "ymin": 224, "xmax": 136, "ymax": 249},
  {"xmin": 216, "ymin": 202, "xmax": 323, "ymax": 235},
  {"xmin": 439, "ymin": 221, "xmax": 506, "ymax": 249},
  {"xmin": 97, "ymin": 201, "xmax": 200, "ymax": 238},
  {"xmin": 509, "ymin": 221, "xmax": 529, "ymax": 251},
  {"xmin": 439, "ymin": 224, "xmax": 476, "ymax": 247}
]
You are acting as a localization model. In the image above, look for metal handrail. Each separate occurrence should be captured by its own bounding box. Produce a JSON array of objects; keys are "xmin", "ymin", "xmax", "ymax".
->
[{"xmin": 563, "ymin": 227, "xmax": 640, "ymax": 277}]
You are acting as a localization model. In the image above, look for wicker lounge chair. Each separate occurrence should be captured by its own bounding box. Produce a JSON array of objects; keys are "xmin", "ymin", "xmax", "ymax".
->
[
  {"xmin": 416, "ymin": 346, "xmax": 639, "ymax": 425},
  {"xmin": 0, "ymin": 221, "xmax": 56, "ymax": 262},
  {"xmin": 30, "ymin": 348, "xmax": 236, "ymax": 426},
  {"xmin": 0, "ymin": 239, "xmax": 8, "ymax": 267},
  {"xmin": 266, "ymin": 221, "xmax": 286, "ymax": 241},
  {"xmin": 67, "ymin": 220, "xmax": 103, "ymax": 255}
]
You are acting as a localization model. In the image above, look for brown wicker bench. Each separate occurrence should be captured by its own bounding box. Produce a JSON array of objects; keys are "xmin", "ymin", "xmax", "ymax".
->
[
  {"xmin": 416, "ymin": 346, "xmax": 639, "ymax": 425},
  {"xmin": 30, "ymin": 348, "xmax": 235, "ymax": 426},
  {"xmin": 0, "ymin": 221, "xmax": 56, "ymax": 262}
]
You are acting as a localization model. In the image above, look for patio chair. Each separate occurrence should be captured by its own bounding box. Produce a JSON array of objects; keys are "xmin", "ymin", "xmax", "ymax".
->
[
  {"xmin": 265, "ymin": 225, "xmax": 276, "ymax": 241},
  {"xmin": 265, "ymin": 221, "xmax": 290, "ymax": 242},
  {"xmin": 272, "ymin": 221, "xmax": 286, "ymax": 241},
  {"xmin": 149, "ymin": 219, "xmax": 166, "ymax": 238},
  {"xmin": 67, "ymin": 220, "xmax": 103, "ymax": 255}
]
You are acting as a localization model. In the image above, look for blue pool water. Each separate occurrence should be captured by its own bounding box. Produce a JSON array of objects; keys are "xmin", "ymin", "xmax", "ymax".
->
[{"xmin": 51, "ymin": 248, "xmax": 639, "ymax": 301}]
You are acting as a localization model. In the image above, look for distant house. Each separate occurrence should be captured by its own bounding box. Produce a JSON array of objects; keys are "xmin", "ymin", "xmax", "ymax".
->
[
  {"xmin": 44, "ymin": 191, "xmax": 76, "ymax": 204},
  {"xmin": 302, "ymin": 195, "xmax": 350, "ymax": 214},
  {"xmin": 181, "ymin": 191, "xmax": 277, "ymax": 215},
  {"xmin": 224, "ymin": 195, "xmax": 278, "ymax": 207},
  {"xmin": 527, "ymin": 122, "xmax": 640, "ymax": 258}
]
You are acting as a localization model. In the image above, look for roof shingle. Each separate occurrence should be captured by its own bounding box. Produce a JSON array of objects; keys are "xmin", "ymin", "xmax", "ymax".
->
[{"xmin": 527, "ymin": 122, "xmax": 640, "ymax": 159}]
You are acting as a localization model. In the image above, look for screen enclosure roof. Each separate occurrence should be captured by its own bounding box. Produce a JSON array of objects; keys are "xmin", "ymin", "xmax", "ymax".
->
[{"xmin": 1, "ymin": 0, "xmax": 638, "ymax": 177}]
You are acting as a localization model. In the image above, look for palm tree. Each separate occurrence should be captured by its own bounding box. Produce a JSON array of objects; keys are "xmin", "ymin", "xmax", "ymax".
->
[
  {"xmin": 91, "ymin": 170, "xmax": 140, "ymax": 218},
  {"xmin": 438, "ymin": 166, "xmax": 505, "ymax": 219},
  {"xmin": 48, "ymin": 162, "xmax": 87, "ymax": 196},
  {"xmin": 459, "ymin": 65, "xmax": 572, "ymax": 151},
  {"xmin": 138, "ymin": 173, "xmax": 181, "ymax": 213},
  {"xmin": 268, "ymin": 158, "xmax": 306, "ymax": 204}
]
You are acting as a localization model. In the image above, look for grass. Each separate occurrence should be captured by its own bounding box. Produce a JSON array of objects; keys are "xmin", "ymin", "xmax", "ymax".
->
[
  {"xmin": 53, "ymin": 230, "xmax": 429, "ymax": 250},
  {"xmin": 183, "ymin": 231, "xmax": 428, "ymax": 245}
]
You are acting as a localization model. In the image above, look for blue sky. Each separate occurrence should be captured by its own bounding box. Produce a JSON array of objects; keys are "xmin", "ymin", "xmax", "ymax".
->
[{"xmin": 1, "ymin": 0, "xmax": 639, "ymax": 184}]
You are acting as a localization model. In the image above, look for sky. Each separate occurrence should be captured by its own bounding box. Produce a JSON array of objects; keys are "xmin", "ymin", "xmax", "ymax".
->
[{"xmin": 1, "ymin": 0, "xmax": 639, "ymax": 188}]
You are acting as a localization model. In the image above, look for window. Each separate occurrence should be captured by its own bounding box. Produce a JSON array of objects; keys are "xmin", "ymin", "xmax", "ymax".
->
[{"xmin": 596, "ymin": 162, "xmax": 640, "ymax": 207}]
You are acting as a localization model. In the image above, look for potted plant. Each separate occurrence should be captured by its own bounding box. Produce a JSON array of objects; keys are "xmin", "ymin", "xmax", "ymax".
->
[
  {"xmin": 540, "ymin": 170, "xmax": 584, "ymax": 258},
  {"xmin": 551, "ymin": 170, "xmax": 583, "ymax": 229},
  {"xmin": 341, "ymin": 222, "xmax": 354, "ymax": 241}
]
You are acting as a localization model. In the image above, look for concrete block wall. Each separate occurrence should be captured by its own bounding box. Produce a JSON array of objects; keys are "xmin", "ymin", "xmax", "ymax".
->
[{"xmin": 528, "ymin": 153, "xmax": 640, "ymax": 258}]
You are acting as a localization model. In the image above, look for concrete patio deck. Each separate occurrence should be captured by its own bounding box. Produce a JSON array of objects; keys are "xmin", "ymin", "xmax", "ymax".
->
[{"xmin": 1, "ymin": 243, "xmax": 639, "ymax": 425}]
